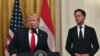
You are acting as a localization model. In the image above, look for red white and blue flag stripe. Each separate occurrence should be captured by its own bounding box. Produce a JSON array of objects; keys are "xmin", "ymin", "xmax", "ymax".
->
[{"xmin": 5, "ymin": 0, "xmax": 24, "ymax": 56}]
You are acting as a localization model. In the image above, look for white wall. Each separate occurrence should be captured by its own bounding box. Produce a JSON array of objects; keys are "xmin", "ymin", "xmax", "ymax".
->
[
  {"xmin": 55, "ymin": 0, "xmax": 62, "ymax": 52},
  {"xmin": 61, "ymin": 0, "xmax": 69, "ymax": 55},
  {"xmin": 61, "ymin": 0, "xmax": 100, "ymax": 56}
]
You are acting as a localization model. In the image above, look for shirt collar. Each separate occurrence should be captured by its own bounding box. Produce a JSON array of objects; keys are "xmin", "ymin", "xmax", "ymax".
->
[
  {"xmin": 77, "ymin": 24, "xmax": 85, "ymax": 28},
  {"xmin": 29, "ymin": 28, "xmax": 38, "ymax": 33}
]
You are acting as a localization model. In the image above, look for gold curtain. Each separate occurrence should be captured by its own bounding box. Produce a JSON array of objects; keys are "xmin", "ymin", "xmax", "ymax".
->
[{"xmin": 0, "ymin": 0, "xmax": 55, "ymax": 56}]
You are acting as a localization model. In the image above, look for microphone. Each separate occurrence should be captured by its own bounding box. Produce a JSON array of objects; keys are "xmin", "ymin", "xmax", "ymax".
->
[{"xmin": 31, "ymin": 28, "xmax": 37, "ymax": 34}]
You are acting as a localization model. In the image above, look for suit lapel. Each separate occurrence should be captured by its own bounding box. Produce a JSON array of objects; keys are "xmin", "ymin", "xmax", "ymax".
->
[
  {"xmin": 24, "ymin": 28, "xmax": 30, "ymax": 50},
  {"xmin": 35, "ymin": 29, "xmax": 40, "ymax": 49},
  {"xmin": 84, "ymin": 25, "xmax": 88, "ymax": 39},
  {"xmin": 75, "ymin": 26, "xmax": 78, "ymax": 39},
  {"xmin": 35, "ymin": 29, "xmax": 43, "ymax": 50}
]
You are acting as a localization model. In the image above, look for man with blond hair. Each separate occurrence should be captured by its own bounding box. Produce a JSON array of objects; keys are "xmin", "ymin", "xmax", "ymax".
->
[{"xmin": 8, "ymin": 14, "xmax": 51, "ymax": 56}]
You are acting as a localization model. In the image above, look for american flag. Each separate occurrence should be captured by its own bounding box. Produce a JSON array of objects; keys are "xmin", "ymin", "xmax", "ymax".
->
[{"xmin": 5, "ymin": 0, "xmax": 24, "ymax": 56}]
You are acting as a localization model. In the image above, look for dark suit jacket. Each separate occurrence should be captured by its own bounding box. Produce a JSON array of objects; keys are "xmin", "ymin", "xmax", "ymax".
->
[
  {"xmin": 8, "ymin": 28, "xmax": 51, "ymax": 55},
  {"xmin": 65, "ymin": 25, "xmax": 99, "ymax": 56}
]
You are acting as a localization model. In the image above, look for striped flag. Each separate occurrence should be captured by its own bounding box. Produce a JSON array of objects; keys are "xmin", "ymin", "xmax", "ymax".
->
[
  {"xmin": 5, "ymin": 0, "xmax": 24, "ymax": 56},
  {"xmin": 39, "ymin": 0, "xmax": 55, "ymax": 51}
]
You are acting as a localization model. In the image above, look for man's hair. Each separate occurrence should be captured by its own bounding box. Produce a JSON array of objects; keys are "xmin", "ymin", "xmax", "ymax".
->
[
  {"xmin": 27, "ymin": 14, "xmax": 40, "ymax": 21},
  {"xmin": 74, "ymin": 9, "xmax": 86, "ymax": 16}
]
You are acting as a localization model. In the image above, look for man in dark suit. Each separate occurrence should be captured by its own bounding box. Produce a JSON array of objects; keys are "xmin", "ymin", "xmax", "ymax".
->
[
  {"xmin": 8, "ymin": 14, "xmax": 51, "ymax": 56},
  {"xmin": 65, "ymin": 9, "xmax": 99, "ymax": 56}
]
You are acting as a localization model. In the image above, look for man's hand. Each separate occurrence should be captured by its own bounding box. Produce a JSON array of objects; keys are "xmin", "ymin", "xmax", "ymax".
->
[
  {"xmin": 12, "ymin": 54, "xmax": 17, "ymax": 56},
  {"xmin": 81, "ymin": 54, "xmax": 89, "ymax": 56},
  {"xmin": 75, "ymin": 53, "xmax": 82, "ymax": 56}
]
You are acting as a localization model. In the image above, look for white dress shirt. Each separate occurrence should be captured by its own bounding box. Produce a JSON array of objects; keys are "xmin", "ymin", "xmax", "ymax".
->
[
  {"xmin": 77, "ymin": 24, "xmax": 85, "ymax": 38},
  {"xmin": 28, "ymin": 29, "xmax": 38, "ymax": 47}
]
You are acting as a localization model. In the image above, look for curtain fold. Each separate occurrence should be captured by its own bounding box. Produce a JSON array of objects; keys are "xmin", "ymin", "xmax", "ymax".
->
[{"xmin": 0, "ymin": 0, "xmax": 55, "ymax": 56}]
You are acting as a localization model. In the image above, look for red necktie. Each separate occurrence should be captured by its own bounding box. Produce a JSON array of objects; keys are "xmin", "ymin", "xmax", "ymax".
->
[{"xmin": 30, "ymin": 32, "xmax": 35, "ymax": 52}]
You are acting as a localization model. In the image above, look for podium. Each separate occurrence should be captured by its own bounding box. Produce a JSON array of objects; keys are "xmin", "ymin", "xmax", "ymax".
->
[{"xmin": 17, "ymin": 52, "xmax": 60, "ymax": 56}]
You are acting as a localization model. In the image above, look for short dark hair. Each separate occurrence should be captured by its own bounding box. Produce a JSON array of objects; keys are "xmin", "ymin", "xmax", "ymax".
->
[{"xmin": 74, "ymin": 9, "xmax": 86, "ymax": 16}]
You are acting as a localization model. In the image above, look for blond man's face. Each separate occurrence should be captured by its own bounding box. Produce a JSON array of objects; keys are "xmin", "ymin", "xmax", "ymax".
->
[{"xmin": 27, "ymin": 16, "xmax": 39, "ymax": 29}]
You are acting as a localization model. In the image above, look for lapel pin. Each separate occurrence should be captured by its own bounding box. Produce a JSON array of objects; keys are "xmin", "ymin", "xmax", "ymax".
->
[{"xmin": 40, "ymin": 35, "xmax": 42, "ymax": 36}]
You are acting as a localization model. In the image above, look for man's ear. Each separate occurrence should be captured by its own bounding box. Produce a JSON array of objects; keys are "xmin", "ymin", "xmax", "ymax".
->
[
  {"xmin": 38, "ymin": 21, "xmax": 40, "ymax": 24},
  {"xmin": 26, "ymin": 22, "xmax": 29, "ymax": 27},
  {"xmin": 84, "ymin": 16, "xmax": 86, "ymax": 20}
]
